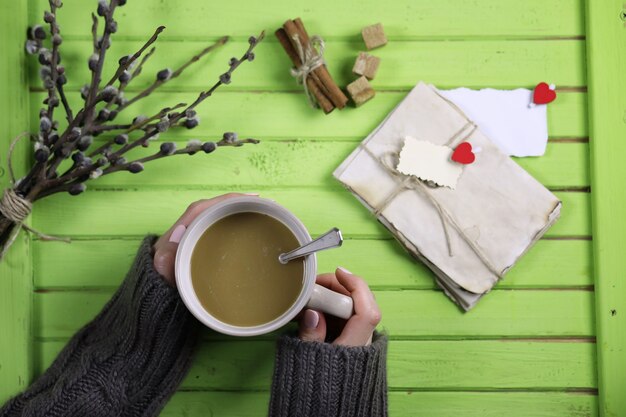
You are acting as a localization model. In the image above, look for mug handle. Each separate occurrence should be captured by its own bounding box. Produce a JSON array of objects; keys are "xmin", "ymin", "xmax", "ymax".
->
[{"xmin": 306, "ymin": 284, "xmax": 354, "ymax": 320}]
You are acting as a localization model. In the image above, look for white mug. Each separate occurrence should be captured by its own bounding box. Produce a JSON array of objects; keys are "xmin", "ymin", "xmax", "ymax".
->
[{"xmin": 175, "ymin": 196, "xmax": 354, "ymax": 336}]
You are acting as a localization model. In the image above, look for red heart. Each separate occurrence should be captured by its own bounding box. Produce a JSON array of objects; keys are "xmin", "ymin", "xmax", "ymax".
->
[
  {"xmin": 451, "ymin": 142, "xmax": 475, "ymax": 164},
  {"xmin": 533, "ymin": 82, "xmax": 556, "ymax": 104}
]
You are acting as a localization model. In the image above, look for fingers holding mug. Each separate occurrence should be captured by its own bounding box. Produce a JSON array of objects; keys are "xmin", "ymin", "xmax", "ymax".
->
[
  {"xmin": 301, "ymin": 268, "xmax": 381, "ymax": 347},
  {"xmin": 332, "ymin": 267, "xmax": 381, "ymax": 347},
  {"xmin": 298, "ymin": 309, "xmax": 327, "ymax": 343},
  {"xmin": 152, "ymin": 192, "xmax": 259, "ymax": 285}
]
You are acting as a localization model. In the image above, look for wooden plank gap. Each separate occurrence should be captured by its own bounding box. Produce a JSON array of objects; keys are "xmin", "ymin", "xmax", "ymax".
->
[
  {"xmin": 549, "ymin": 137, "xmax": 590, "ymax": 143},
  {"xmin": 390, "ymin": 388, "xmax": 599, "ymax": 394}
]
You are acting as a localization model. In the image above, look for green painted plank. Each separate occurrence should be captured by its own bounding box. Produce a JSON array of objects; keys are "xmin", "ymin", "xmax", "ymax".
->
[
  {"xmin": 32, "ymin": 238, "xmax": 592, "ymax": 290},
  {"xmin": 515, "ymin": 142, "xmax": 588, "ymax": 189},
  {"xmin": 29, "ymin": 0, "xmax": 584, "ymax": 39},
  {"xmin": 161, "ymin": 392, "xmax": 272, "ymax": 417},
  {"xmin": 376, "ymin": 290, "xmax": 595, "ymax": 338},
  {"xmin": 28, "ymin": 39, "xmax": 586, "ymax": 91},
  {"xmin": 34, "ymin": 289, "xmax": 594, "ymax": 339},
  {"xmin": 30, "ymin": 91, "xmax": 589, "ymax": 140},
  {"xmin": 548, "ymin": 91, "xmax": 589, "ymax": 138},
  {"xmin": 37, "ymin": 340, "xmax": 596, "ymax": 390},
  {"xmin": 388, "ymin": 340, "xmax": 596, "ymax": 390},
  {"xmin": 0, "ymin": 0, "xmax": 33, "ymax": 402},
  {"xmin": 585, "ymin": 1, "xmax": 626, "ymax": 416},
  {"xmin": 41, "ymin": 141, "xmax": 587, "ymax": 189},
  {"xmin": 160, "ymin": 391, "xmax": 598, "ymax": 417},
  {"xmin": 387, "ymin": 392, "xmax": 597, "ymax": 417},
  {"xmin": 551, "ymin": 192, "xmax": 591, "ymax": 237},
  {"xmin": 31, "ymin": 190, "xmax": 590, "ymax": 238}
]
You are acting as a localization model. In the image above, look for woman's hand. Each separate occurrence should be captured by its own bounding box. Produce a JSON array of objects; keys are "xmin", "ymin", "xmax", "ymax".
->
[
  {"xmin": 298, "ymin": 267, "xmax": 382, "ymax": 346},
  {"xmin": 152, "ymin": 193, "xmax": 257, "ymax": 286}
]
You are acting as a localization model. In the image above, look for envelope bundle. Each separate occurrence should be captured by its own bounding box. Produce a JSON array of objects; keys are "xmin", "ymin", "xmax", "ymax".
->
[{"xmin": 333, "ymin": 82, "xmax": 561, "ymax": 310}]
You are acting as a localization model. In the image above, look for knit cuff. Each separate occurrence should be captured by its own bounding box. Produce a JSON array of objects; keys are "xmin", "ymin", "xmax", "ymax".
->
[
  {"xmin": 1, "ymin": 234, "xmax": 199, "ymax": 417},
  {"xmin": 268, "ymin": 332, "xmax": 388, "ymax": 417}
]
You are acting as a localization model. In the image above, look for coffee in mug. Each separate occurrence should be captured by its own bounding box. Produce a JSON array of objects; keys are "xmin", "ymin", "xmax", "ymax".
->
[
  {"xmin": 190, "ymin": 212, "xmax": 304, "ymax": 327},
  {"xmin": 176, "ymin": 196, "xmax": 354, "ymax": 336}
]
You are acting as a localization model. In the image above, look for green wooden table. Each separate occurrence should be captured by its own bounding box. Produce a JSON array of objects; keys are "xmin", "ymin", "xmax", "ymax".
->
[{"xmin": 1, "ymin": 1, "xmax": 625, "ymax": 415}]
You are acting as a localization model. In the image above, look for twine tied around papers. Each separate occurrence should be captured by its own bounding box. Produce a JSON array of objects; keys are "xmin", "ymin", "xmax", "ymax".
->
[
  {"xmin": 289, "ymin": 33, "xmax": 326, "ymax": 108},
  {"xmin": 359, "ymin": 121, "xmax": 505, "ymax": 279},
  {"xmin": 0, "ymin": 132, "xmax": 70, "ymax": 261}
]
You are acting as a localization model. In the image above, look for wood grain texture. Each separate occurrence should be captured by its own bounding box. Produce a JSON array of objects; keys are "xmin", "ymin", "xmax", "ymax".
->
[
  {"xmin": 30, "ymin": 90, "xmax": 589, "ymax": 140},
  {"xmin": 386, "ymin": 392, "xmax": 597, "ymax": 417},
  {"xmin": 585, "ymin": 1, "xmax": 626, "ymax": 416},
  {"xmin": 37, "ymin": 340, "xmax": 597, "ymax": 390},
  {"xmin": 9, "ymin": 0, "xmax": 601, "ymax": 415},
  {"xmin": 28, "ymin": 39, "xmax": 586, "ymax": 90},
  {"xmin": 34, "ymin": 289, "xmax": 594, "ymax": 339},
  {"xmin": 31, "ymin": 190, "xmax": 590, "ymax": 238},
  {"xmin": 156, "ymin": 392, "xmax": 599, "ymax": 417},
  {"xmin": 30, "ymin": 141, "xmax": 588, "ymax": 189},
  {"xmin": 0, "ymin": 0, "xmax": 33, "ymax": 402},
  {"xmin": 30, "ymin": 0, "xmax": 585, "ymax": 39},
  {"xmin": 0, "ymin": 388, "xmax": 575, "ymax": 417},
  {"xmin": 33, "ymin": 238, "xmax": 592, "ymax": 289}
]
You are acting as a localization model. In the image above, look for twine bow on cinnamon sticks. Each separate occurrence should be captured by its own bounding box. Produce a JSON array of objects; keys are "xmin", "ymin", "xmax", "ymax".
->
[{"xmin": 276, "ymin": 18, "xmax": 348, "ymax": 114}]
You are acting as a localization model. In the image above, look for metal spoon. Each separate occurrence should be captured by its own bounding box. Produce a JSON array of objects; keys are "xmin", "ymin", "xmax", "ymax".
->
[{"xmin": 279, "ymin": 228, "xmax": 343, "ymax": 264}]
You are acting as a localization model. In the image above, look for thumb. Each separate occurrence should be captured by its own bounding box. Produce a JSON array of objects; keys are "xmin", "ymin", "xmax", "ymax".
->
[
  {"xmin": 153, "ymin": 224, "xmax": 186, "ymax": 286},
  {"xmin": 153, "ymin": 243, "xmax": 177, "ymax": 285},
  {"xmin": 298, "ymin": 309, "xmax": 327, "ymax": 343}
]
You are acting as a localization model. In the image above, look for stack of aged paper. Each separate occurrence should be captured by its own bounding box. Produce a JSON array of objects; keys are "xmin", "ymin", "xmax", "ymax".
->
[{"xmin": 333, "ymin": 82, "xmax": 561, "ymax": 310}]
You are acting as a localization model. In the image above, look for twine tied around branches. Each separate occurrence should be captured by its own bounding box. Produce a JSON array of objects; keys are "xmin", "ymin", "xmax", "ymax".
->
[
  {"xmin": 289, "ymin": 33, "xmax": 326, "ymax": 108},
  {"xmin": 0, "ymin": 188, "xmax": 32, "ymax": 223},
  {"xmin": 0, "ymin": 132, "xmax": 70, "ymax": 261}
]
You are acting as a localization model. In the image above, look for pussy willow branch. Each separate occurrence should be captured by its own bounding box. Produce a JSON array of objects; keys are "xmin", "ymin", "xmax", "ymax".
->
[
  {"xmin": 105, "ymin": 27, "xmax": 165, "ymax": 87},
  {"xmin": 91, "ymin": 13, "xmax": 98, "ymax": 53},
  {"xmin": 57, "ymin": 84, "xmax": 72, "ymax": 123},
  {"xmin": 117, "ymin": 36, "xmax": 229, "ymax": 112},
  {"xmin": 88, "ymin": 103, "xmax": 187, "ymax": 157},
  {"xmin": 15, "ymin": 0, "xmax": 263, "ymax": 212},
  {"xmin": 38, "ymin": 31, "xmax": 265, "ymax": 197},
  {"xmin": 20, "ymin": 0, "xmax": 66, "ymax": 193},
  {"xmin": 89, "ymin": 37, "xmax": 230, "ymax": 156},
  {"xmin": 43, "ymin": 7, "xmax": 118, "ymax": 180},
  {"xmin": 60, "ymin": 24, "xmax": 164, "ymax": 139},
  {"xmin": 102, "ymin": 137, "xmax": 260, "ymax": 175},
  {"xmin": 45, "ymin": 0, "xmax": 61, "ymax": 123},
  {"xmin": 105, "ymin": 32, "xmax": 264, "ymax": 162},
  {"xmin": 44, "ymin": 24, "xmax": 165, "ymax": 181},
  {"xmin": 82, "ymin": 1, "xmax": 118, "ymax": 130},
  {"xmin": 56, "ymin": 25, "xmax": 163, "ymax": 149},
  {"xmin": 35, "ymin": 135, "xmax": 260, "ymax": 200},
  {"xmin": 103, "ymin": 46, "xmax": 155, "ymax": 111},
  {"xmin": 90, "ymin": 123, "xmax": 133, "ymax": 133},
  {"xmin": 131, "ymin": 47, "xmax": 156, "ymax": 78},
  {"xmin": 170, "ymin": 32, "xmax": 265, "ymax": 120}
]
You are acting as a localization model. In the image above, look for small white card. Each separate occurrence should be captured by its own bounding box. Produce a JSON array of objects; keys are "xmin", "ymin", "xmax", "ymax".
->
[{"xmin": 396, "ymin": 136, "xmax": 462, "ymax": 189}]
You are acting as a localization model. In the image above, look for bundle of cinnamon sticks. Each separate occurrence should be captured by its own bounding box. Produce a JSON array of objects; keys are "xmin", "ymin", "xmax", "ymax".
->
[{"xmin": 275, "ymin": 18, "xmax": 348, "ymax": 114}]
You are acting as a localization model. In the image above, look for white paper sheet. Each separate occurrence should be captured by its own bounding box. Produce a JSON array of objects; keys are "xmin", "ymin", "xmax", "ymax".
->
[{"xmin": 438, "ymin": 88, "xmax": 548, "ymax": 157}]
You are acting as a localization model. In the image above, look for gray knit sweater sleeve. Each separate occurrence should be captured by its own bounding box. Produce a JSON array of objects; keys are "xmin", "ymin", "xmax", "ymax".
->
[
  {"xmin": 0, "ymin": 234, "xmax": 199, "ymax": 417},
  {"xmin": 268, "ymin": 332, "xmax": 388, "ymax": 417}
]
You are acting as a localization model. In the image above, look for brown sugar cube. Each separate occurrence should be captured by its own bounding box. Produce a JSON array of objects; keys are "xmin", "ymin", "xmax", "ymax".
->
[
  {"xmin": 352, "ymin": 52, "xmax": 381, "ymax": 80},
  {"xmin": 361, "ymin": 23, "xmax": 387, "ymax": 50},
  {"xmin": 346, "ymin": 76, "xmax": 375, "ymax": 107}
]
